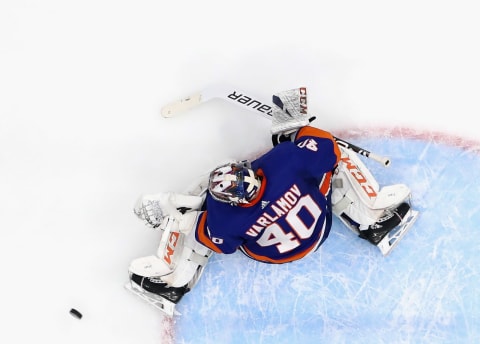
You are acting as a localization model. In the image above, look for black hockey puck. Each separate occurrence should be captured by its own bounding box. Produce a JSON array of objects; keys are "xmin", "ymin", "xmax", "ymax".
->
[{"xmin": 69, "ymin": 308, "xmax": 82, "ymax": 319}]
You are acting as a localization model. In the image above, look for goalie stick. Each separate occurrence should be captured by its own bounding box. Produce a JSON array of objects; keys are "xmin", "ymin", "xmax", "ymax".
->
[{"xmin": 161, "ymin": 84, "xmax": 391, "ymax": 167}]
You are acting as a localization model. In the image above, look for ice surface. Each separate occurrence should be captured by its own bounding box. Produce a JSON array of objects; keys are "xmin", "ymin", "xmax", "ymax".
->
[{"xmin": 176, "ymin": 137, "xmax": 480, "ymax": 344}]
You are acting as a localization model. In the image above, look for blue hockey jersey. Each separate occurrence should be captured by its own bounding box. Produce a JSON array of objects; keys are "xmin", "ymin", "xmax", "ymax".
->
[{"xmin": 195, "ymin": 126, "xmax": 341, "ymax": 264}]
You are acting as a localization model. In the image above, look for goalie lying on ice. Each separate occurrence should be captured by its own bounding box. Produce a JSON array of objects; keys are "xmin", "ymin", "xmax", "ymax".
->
[{"xmin": 126, "ymin": 88, "xmax": 418, "ymax": 317}]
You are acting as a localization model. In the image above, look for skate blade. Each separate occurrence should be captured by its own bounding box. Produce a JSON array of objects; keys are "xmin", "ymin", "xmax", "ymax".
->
[
  {"xmin": 376, "ymin": 209, "xmax": 419, "ymax": 256},
  {"xmin": 124, "ymin": 281, "xmax": 180, "ymax": 317}
]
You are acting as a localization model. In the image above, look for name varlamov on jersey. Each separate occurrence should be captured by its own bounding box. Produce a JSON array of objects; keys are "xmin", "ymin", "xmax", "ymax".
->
[{"xmin": 245, "ymin": 184, "xmax": 306, "ymax": 237}]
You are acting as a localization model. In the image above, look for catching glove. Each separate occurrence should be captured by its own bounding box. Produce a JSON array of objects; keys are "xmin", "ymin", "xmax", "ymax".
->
[{"xmin": 133, "ymin": 192, "xmax": 203, "ymax": 229}]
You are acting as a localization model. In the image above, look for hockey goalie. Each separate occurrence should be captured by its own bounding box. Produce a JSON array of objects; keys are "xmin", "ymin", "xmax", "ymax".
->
[{"xmin": 126, "ymin": 87, "xmax": 419, "ymax": 316}]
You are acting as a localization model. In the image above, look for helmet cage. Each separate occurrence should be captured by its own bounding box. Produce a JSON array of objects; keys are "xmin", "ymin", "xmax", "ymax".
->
[{"xmin": 208, "ymin": 161, "xmax": 259, "ymax": 205}]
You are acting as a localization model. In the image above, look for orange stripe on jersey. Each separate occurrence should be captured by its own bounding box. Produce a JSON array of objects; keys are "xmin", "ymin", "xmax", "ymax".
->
[
  {"xmin": 195, "ymin": 211, "xmax": 222, "ymax": 253},
  {"xmin": 296, "ymin": 126, "xmax": 341, "ymax": 166},
  {"xmin": 241, "ymin": 238, "xmax": 319, "ymax": 264},
  {"xmin": 319, "ymin": 170, "xmax": 332, "ymax": 196},
  {"xmin": 297, "ymin": 126, "xmax": 334, "ymax": 140}
]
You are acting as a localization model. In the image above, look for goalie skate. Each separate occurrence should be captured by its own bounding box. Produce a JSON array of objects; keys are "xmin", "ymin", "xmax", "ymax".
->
[
  {"xmin": 338, "ymin": 205, "xmax": 419, "ymax": 256},
  {"xmin": 124, "ymin": 279, "xmax": 180, "ymax": 317},
  {"xmin": 375, "ymin": 208, "xmax": 418, "ymax": 256}
]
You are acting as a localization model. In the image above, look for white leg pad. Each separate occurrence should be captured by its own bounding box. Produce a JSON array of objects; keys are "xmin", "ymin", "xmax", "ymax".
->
[
  {"xmin": 129, "ymin": 255, "xmax": 173, "ymax": 278},
  {"xmin": 372, "ymin": 184, "xmax": 411, "ymax": 209},
  {"xmin": 129, "ymin": 211, "xmax": 212, "ymax": 288},
  {"xmin": 332, "ymin": 147, "xmax": 411, "ymax": 227}
]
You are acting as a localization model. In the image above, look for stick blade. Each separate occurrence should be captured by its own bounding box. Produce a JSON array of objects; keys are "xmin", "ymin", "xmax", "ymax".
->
[
  {"xmin": 161, "ymin": 91, "xmax": 203, "ymax": 117},
  {"xmin": 160, "ymin": 84, "xmax": 264, "ymax": 118}
]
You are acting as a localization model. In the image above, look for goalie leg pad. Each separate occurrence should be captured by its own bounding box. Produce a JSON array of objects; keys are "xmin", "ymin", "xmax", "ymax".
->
[
  {"xmin": 128, "ymin": 211, "xmax": 212, "ymax": 314},
  {"xmin": 332, "ymin": 146, "xmax": 412, "ymax": 228},
  {"xmin": 336, "ymin": 202, "xmax": 419, "ymax": 256},
  {"xmin": 129, "ymin": 255, "xmax": 173, "ymax": 278},
  {"xmin": 129, "ymin": 212, "xmax": 212, "ymax": 287},
  {"xmin": 331, "ymin": 146, "xmax": 419, "ymax": 255}
]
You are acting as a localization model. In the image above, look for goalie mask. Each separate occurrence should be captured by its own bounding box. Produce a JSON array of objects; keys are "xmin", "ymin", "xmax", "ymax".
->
[{"xmin": 208, "ymin": 161, "xmax": 261, "ymax": 205}]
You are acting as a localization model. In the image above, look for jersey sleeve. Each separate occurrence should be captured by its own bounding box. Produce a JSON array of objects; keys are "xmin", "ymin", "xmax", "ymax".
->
[
  {"xmin": 194, "ymin": 209, "xmax": 244, "ymax": 255},
  {"xmin": 194, "ymin": 211, "xmax": 222, "ymax": 253}
]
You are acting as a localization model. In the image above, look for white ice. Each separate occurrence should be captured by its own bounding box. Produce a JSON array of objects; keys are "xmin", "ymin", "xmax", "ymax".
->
[{"xmin": 1, "ymin": 1, "xmax": 479, "ymax": 344}]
